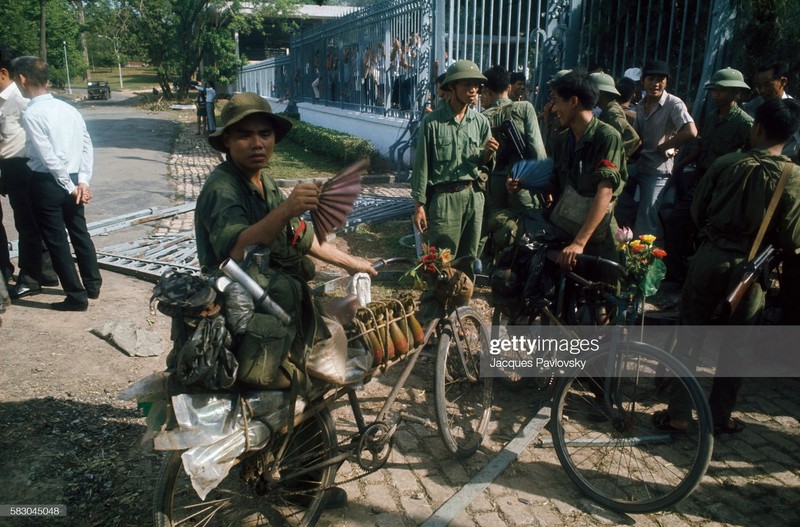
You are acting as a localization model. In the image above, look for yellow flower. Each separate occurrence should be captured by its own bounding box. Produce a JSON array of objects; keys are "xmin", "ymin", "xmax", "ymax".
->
[
  {"xmin": 629, "ymin": 239, "xmax": 642, "ymax": 248},
  {"xmin": 639, "ymin": 234, "xmax": 656, "ymax": 245},
  {"xmin": 439, "ymin": 248, "xmax": 452, "ymax": 264}
]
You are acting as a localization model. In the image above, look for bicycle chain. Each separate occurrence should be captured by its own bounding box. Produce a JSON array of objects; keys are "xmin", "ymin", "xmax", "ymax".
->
[{"xmin": 241, "ymin": 431, "xmax": 387, "ymax": 498}]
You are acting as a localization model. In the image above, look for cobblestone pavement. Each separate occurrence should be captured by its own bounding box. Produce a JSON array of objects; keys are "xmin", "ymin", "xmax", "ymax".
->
[{"xmin": 160, "ymin": 121, "xmax": 799, "ymax": 526}]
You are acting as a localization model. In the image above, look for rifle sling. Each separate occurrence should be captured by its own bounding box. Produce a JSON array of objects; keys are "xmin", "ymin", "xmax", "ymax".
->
[{"xmin": 748, "ymin": 161, "xmax": 795, "ymax": 261}]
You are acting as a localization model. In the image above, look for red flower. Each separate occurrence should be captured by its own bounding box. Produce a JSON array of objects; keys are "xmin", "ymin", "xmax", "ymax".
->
[
  {"xmin": 425, "ymin": 263, "xmax": 436, "ymax": 272},
  {"xmin": 653, "ymin": 248, "xmax": 667, "ymax": 259},
  {"xmin": 631, "ymin": 244, "xmax": 645, "ymax": 253},
  {"xmin": 421, "ymin": 253, "xmax": 436, "ymax": 263}
]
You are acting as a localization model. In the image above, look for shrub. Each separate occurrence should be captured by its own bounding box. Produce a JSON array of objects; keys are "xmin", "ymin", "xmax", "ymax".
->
[{"xmin": 281, "ymin": 116, "xmax": 380, "ymax": 166}]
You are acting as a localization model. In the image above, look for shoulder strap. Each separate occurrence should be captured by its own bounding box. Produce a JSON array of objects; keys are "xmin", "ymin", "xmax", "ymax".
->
[{"xmin": 748, "ymin": 161, "xmax": 795, "ymax": 260}]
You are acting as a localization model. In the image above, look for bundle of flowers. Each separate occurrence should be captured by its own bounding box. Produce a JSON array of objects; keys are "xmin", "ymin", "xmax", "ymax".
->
[
  {"xmin": 401, "ymin": 244, "xmax": 452, "ymax": 289},
  {"xmin": 614, "ymin": 228, "xmax": 667, "ymax": 297}
]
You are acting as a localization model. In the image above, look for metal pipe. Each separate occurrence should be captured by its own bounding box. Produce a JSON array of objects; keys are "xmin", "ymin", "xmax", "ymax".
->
[{"xmin": 219, "ymin": 258, "xmax": 292, "ymax": 325}]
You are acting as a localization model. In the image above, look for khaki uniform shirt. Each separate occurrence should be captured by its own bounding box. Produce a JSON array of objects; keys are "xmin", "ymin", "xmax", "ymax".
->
[
  {"xmin": 552, "ymin": 117, "xmax": 625, "ymax": 198},
  {"xmin": 599, "ymin": 100, "xmax": 640, "ymax": 159},
  {"xmin": 692, "ymin": 149, "xmax": 800, "ymax": 255},
  {"xmin": 411, "ymin": 102, "xmax": 492, "ymax": 204},
  {"xmin": 696, "ymin": 104, "xmax": 753, "ymax": 172},
  {"xmin": 195, "ymin": 160, "xmax": 314, "ymax": 273}
]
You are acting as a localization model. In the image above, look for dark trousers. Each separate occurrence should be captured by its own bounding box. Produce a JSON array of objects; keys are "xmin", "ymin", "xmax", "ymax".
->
[
  {"xmin": 0, "ymin": 157, "xmax": 57, "ymax": 286},
  {"xmin": 0, "ymin": 200, "xmax": 12, "ymax": 282},
  {"xmin": 32, "ymin": 171, "xmax": 101, "ymax": 303},
  {"xmin": 660, "ymin": 168, "xmax": 702, "ymax": 282}
]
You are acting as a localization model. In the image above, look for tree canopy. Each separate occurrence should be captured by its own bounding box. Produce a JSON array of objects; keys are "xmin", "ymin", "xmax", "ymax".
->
[{"xmin": 0, "ymin": 0, "xmax": 304, "ymax": 97}]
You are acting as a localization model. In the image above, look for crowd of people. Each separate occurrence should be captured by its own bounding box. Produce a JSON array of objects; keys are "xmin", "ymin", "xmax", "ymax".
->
[
  {"xmin": 3, "ymin": 28, "xmax": 799, "ymax": 438},
  {"xmin": 410, "ymin": 57, "xmax": 800, "ymax": 435}
]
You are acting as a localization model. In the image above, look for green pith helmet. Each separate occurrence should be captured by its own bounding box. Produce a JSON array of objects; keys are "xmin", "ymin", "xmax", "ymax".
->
[
  {"xmin": 548, "ymin": 69, "xmax": 572, "ymax": 85},
  {"xmin": 442, "ymin": 60, "xmax": 487, "ymax": 89},
  {"xmin": 589, "ymin": 72, "xmax": 620, "ymax": 96},
  {"xmin": 705, "ymin": 67, "xmax": 750, "ymax": 90}
]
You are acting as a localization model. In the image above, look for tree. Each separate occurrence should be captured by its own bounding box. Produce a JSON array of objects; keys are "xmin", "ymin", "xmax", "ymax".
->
[
  {"xmin": 127, "ymin": 0, "xmax": 303, "ymax": 99},
  {"xmin": 0, "ymin": 0, "xmax": 85, "ymax": 87}
]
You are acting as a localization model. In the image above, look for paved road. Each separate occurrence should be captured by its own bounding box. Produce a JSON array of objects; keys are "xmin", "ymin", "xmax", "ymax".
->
[{"xmin": 1, "ymin": 92, "xmax": 180, "ymax": 250}]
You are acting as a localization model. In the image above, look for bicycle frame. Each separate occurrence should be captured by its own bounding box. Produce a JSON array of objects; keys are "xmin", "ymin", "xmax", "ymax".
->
[{"xmin": 253, "ymin": 256, "xmax": 484, "ymax": 484}]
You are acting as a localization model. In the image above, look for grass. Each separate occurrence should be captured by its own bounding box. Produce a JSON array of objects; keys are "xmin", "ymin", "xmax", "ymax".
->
[
  {"xmin": 269, "ymin": 139, "xmax": 353, "ymax": 180},
  {"xmin": 86, "ymin": 66, "xmax": 160, "ymax": 92}
]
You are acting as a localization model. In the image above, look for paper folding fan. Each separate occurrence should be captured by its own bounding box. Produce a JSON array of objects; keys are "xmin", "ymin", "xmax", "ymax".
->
[
  {"xmin": 311, "ymin": 158, "xmax": 369, "ymax": 243},
  {"xmin": 511, "ymin": 157, "xmax": 554, "ymax": 191}
]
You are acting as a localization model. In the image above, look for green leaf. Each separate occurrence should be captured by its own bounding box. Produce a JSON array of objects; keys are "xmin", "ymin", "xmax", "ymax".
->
[{"xmin": 638, "ymin": 258, "xmax": 666, "ymax": 298}]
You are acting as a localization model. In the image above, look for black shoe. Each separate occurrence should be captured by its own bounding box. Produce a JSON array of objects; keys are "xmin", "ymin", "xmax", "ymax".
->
[
  {"xmin": 87, "ymin": 290, "xmax": 100, "ymax": 300},
  {"xmin": 324, "ymin": 487, "xmax": 347, "ymax": 510},
  {"xmin": 10, "ymin": 284, "xmax": 42, "ymax": 299},
  {"xmin": 41, "ymin": 278, "xmax": 59, "ymax": 287},
  {"xmin": 50, "ymin": 298, "xmax": 88, "ymax": 311}
]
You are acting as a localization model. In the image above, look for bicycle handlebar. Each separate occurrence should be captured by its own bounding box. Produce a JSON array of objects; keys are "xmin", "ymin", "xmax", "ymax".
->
[
  {"xmin": 545, "ymin": 249, "xmax": 623, "ymax": 273},
  {"xmin": 371, "ymin": 255, "xmax": 480, "ymax": 272},
  {"xmin": 371, "ymin": 257, "xmax": 417, "ymax": 270}
]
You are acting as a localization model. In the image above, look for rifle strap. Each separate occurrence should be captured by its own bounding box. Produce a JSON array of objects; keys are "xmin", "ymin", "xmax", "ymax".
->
[{"xmin": 748, "ymin": 161, "xmax": 795, "ymax": 260}]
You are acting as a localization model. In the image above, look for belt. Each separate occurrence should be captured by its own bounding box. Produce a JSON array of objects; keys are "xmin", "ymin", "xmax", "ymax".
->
[{"xmin": 429, "ymin": 180, "xmax": 475, "ymax": 195}]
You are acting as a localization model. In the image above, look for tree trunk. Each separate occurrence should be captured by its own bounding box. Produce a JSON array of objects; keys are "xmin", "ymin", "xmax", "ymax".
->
[
  {"xmin": 72, "ymin": 0, "xmax": 91, "ymax": 81},
  {"xmin": 39, "ymin": 0, "xmax": 47, "ymax": 59}
]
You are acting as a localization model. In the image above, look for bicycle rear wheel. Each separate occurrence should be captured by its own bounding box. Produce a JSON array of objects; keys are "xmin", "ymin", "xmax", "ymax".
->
[
  {"xmin": 550, "ymin": 341, "xmax": 712, "ymax": 513},
  {"xmin": 435, "ymin": 306, "xmax": 494, "ymax": 458},
  {"xmin": 153, "ymin": 407, "xmax": 338, "ymax": 527}
]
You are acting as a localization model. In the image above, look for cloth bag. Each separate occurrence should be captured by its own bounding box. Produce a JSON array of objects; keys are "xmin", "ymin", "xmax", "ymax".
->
[{"xmin": 549, "ymin": 184, "xmax": 613, "ymax": 245}]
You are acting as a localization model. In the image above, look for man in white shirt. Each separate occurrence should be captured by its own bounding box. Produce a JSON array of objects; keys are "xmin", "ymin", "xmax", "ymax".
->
[
  {"xmin": 0, "ymin": 45, "xmax": 58, "ymax": 297},
  {"xmin": 13, "ymin": 56, "xmax": 101, "ymax": 311},
  {"xmin": 205, "ymin": 81, "xmax": 217, "ymax": 133},
  {"xmin": 744, "ymin": 61, "xmax": 799, "ymax": 161}
]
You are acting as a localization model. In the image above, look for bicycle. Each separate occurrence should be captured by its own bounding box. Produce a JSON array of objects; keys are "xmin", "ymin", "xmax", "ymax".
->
[
  {"xmin": 148, "ymin": 256, "xmax": 493, "ymax": 526},
  {"xmin": 490, "ymin": 246, "xmax": 714, "ymax": 513}
]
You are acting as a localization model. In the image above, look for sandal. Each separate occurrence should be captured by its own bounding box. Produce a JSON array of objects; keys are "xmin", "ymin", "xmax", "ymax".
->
[
  {"xmin": 653, "ymin": 410, "xmax": 689, "ymax": 433},
  {"xmin": 714, "ymin": 417, "xmax": 746, "ymax": 435}
]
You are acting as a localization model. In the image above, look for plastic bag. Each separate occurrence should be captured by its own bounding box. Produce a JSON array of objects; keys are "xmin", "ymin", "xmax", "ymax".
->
[{"xmin": 306, "ymin": 316, "xmax": 372, "ymax": 385}]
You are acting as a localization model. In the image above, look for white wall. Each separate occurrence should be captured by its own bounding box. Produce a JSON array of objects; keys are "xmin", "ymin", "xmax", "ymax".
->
[{"xmin": 267, "ymin": 98, "xmax": 413, "ymax": 166}]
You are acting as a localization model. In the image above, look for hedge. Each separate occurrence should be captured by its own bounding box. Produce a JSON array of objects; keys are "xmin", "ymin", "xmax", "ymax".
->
[{"xmin": 281, "ymin": 116, "xmax": 380, "ymax": 166}]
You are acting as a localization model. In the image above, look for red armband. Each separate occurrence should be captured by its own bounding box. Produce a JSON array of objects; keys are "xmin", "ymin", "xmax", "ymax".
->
[
  {"xmin": 595, "ymin": 159, "xmax": 617, "ymax": 171},
  {"xmin": 290, "ymin": 219, "xmax": 307, "ymax": 246}
]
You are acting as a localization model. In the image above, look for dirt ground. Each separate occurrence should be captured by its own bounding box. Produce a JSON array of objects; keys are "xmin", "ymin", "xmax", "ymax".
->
[{"xmin": 0, "ymin": 268, "xmax": 171, "ymax": 526}]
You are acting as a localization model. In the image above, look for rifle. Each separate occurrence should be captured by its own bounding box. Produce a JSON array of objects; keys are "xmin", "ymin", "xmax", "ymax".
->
[
  {"xmin": 492, "ymin": 119, "xmax": 529, "ymax": 165},
  {"xmin": 719, "ymin": 244, "xmax": 776, "ymax": 318}
]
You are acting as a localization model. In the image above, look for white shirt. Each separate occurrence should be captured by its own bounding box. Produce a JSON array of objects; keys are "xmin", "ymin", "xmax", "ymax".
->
[
  {"xmin": 21, "ymin": 93, "xmax": 93, "ymax": 194},
  {"xmin": 0, "ymin": 81, "xmax": 29, "ymax": 159},
  {"xmin": 205, "ymin": 86, "xmax": 216, "ymax": 104}
]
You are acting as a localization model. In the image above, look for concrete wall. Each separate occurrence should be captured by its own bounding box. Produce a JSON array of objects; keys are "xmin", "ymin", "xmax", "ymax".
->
[{"xmin": 267, "ymin": 98, "xmax": 414, "ymax": 166}]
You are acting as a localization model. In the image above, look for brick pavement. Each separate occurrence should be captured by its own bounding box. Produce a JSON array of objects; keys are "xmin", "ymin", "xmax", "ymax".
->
[{"xmin": 160, "ymin": 121, "xmax": 800, "ymax": 526}]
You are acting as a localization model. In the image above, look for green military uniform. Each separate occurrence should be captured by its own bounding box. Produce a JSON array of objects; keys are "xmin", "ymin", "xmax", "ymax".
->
[
  {"xmin": 694, "ymin": 104, "xmax": 753, "ymax": 174},
  {"xmin": 669, "ymin": 150, "xmax": 800, "ymax": 424},
  {"xmin": 195, "ymin": 160, "xmax": 319, "ymax": 387},
  {"xmin": 551, "ymin": 117, "xmax": 626, "ymax": 264},
  {"xmin": 598, "ymin": 100, "xmax": 640, "ymax": 160},
  {"xmin": 411, "ymin": 100, "xmax": 491, "ymax": 258},
  {"xmin": 481, "ymin": 98, "xmax": 548, "ymax": 253}
]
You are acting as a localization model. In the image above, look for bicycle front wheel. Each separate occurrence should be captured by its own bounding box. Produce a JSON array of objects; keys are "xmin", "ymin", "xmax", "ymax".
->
[
  {"xmin": 434, "ymin": 306, "xmax": 494, "ymax": 458},
  {"xmin": 153, "ymin": 407, "xmax": 338, "ymax": 527},
  {"xmin": 550, "ymin": 341, "xmax": 713, "ymax": 513}
]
